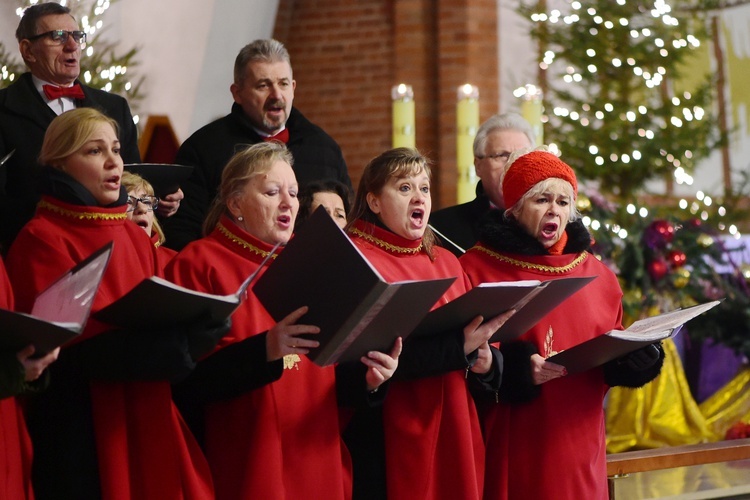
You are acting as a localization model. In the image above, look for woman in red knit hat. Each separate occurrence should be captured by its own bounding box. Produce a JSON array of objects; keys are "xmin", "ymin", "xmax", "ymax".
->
[{"xmin": 460, "ymin": 146, "xmax": 664, "ymax": 499}]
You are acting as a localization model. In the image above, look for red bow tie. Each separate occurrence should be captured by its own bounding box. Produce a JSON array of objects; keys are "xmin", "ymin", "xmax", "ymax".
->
[
  {"xmin": 263, "ymin": 128, "xmax": 289, "ymax": 144},
  {"xmin": 43, "ymin": 83, "xmax": 85, "ymax": 101}
]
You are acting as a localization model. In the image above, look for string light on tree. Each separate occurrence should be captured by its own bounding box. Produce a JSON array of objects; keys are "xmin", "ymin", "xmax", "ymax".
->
[{"xmin": 518, "ymin": 0, "xmax": 721, "ymax": 198}]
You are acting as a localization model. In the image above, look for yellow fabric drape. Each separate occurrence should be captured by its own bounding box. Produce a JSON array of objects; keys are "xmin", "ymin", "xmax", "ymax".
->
[
  {"xmin": 699, "ymin": 367, "xmax": 750, "ymax": 437},
  {"xmin": 606, "ymin": 339, "xmax": 719, "ymax": 453},
  {"xmin": 605, "ymin": 343, "xmax": 750, "ymax": 498}
]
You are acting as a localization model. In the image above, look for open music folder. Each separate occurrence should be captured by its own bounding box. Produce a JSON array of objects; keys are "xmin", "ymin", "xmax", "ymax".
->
[
  {"xmin": 413, "ymin": 276, "xmax": 596, "ymax": 343},
  {"xmin": 0, "ymin": 242, "xmax": 113, "ymax": 354},
  {"xmin": 253, "ymin": 207, "xmax": 455, "ymax": 366},
  {"xmin": 95, "ymin": 245, "xmax": 279, "ymax": 330},
  {"xmin": 547, "ymin": 300, "xmax": 721, "ymax": 373}
]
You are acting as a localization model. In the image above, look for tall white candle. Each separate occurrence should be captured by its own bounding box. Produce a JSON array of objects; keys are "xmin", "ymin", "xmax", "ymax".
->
[
  {"xmin": 456, "ymin": 84, "xmax": 479, "ymax": 204},
  {"xmin": 392, "ymin": 84, "xmax": 415, "ymax": 148}
]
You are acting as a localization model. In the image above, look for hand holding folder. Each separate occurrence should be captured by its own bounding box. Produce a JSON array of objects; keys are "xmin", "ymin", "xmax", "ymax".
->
[
  {"xmin": 0, "ymin": 243, "xmax": 112, "ymax": 355},
  {"xmin": 547, "ymin": 300, "xmax": 721, "ymax": 373},
  {"xmin": 254, "ymin": 207, "xmax": 454, "ymax": 366}
]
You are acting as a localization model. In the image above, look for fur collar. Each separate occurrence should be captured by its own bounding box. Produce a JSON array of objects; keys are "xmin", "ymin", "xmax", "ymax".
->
[{"xmin": 477, "ymin": 210, "xmax": 592, "ymax": 256}]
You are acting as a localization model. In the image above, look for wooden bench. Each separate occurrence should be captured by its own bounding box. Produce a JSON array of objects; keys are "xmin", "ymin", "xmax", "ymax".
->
[{"xmin": 607, "ymin": 438, "xmax": 750, "ymax": 499}]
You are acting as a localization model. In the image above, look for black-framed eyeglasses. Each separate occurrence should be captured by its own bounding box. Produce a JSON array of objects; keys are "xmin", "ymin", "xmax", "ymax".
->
[
  {"xmin": 27, "ymin": 30, "xmax": 87, "ymax": 46},
  {"xmin": 476, "ymin": 151, "xmax": 511, "ymax": 162},
  {"xmin": 126, "ymin": 195, "xmax": 159, "ymax": 213}
]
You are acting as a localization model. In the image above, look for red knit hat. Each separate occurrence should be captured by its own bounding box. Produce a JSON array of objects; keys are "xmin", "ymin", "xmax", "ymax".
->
[{"xmin": 502, "ymin": 150, "xmax": 578, "ymax": 209}]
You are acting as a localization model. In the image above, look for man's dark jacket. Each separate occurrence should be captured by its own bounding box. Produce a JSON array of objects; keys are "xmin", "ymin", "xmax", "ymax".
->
[
  {"xmin": 429, "ymin": 181, "xmax": 494, "ymax": 257},
  {"xmin": 163, "ymin": 103, "xmax": 351, "ymax": 250},
  {"xmin": 0, "ymin": 72, "xmax": 141, "ymax": 251}
]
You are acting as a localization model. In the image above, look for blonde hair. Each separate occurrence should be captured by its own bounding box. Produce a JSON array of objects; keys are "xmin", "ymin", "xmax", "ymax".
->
[
  {"xmin": 506, "ymin": 177, "xmax": 580, "ymax": 222},
  {"xmin": 347, "ymin": 147, "xmax": 437, "ymax": 260},
  {"xmin": 203, "ymin": 141, "xmax": 294, "ymax": 235},
  {"xmin": 121, "ymin": 171, "xmax": 166, "ymax": 245},
  {"xmin": 40, "ymin": 108, "xmax": 119, "ymax": 168}
]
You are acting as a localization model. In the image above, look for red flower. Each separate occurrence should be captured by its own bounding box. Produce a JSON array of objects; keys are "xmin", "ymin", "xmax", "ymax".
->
[{"xmin": 725, "ymin": 421, "xmax": 750, "ymax": 440}]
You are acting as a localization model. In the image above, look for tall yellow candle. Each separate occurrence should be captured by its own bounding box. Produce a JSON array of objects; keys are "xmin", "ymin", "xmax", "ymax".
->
[
  {"xmin": 518, "ymin": 84, "xmax": 544, "ymax": 146},
  {"xmin": 456, "ymin": 84, "xmax": 479, "ymax": 204},
  {"xmin": 391, "ymin": 84, "xmax": 415, "ymax": 148}
]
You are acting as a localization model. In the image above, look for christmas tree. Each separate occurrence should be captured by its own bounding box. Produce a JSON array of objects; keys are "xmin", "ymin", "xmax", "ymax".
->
[
  {"xmin": 519, "ymin": 0, "xmax": 750, "ymax": 355},
  {"xmin": 519, "ymin": 0, "xmax": 723, "ymax": 198},
  {"xmin": 1, "ymin": 0, "xmax": 143, "ymax": 120}
]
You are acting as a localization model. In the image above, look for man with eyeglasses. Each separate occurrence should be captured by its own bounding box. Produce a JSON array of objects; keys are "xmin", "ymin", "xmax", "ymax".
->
[
  {"xmin": 0, "ymin": 2, "xmax": 142, "ymax": 252},
  {"xmin": 430, "ymin": 112, "xmax": 535, "ymax": 257}
]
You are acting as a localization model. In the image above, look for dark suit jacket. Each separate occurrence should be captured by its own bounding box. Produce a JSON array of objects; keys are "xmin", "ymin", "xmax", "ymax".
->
[
  {"xmin": 0, "ymin": 72, "xmax": 140, "ymax": 251},
  {"xmin": 429, "ymin": 181, "xmax": 494, "ymax": 257},
  {"xmin": 162, "ymin": 103, "xmax": 351, "ymax": 250}
]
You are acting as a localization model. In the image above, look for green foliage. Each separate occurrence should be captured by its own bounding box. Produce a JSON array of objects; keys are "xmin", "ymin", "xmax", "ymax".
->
[
  {"xmin": 0, "ymin": 38, "xmax": 26, "ymax": 86},
  {"xmin": 581, "ymin": 186, "xmax": 750, "ymax": 356},
  {"xmin": 519, "ymin": 0, "xmax": 724, "ymax": 198}
]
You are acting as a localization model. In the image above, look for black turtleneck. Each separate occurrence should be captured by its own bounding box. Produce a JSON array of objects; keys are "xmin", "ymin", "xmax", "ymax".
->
[
  {"xmin": 477, "ymin": 210, "xmax": 592, "ymax": 256},
  {"xmin": 39, "ymin": 166, "xmax": 128, "ymax": 208}
]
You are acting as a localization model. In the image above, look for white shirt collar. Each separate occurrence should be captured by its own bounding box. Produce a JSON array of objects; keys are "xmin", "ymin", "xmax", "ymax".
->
[{"xmin": 31, "ymin": 75, "xmax": 77, "ymax": 115}]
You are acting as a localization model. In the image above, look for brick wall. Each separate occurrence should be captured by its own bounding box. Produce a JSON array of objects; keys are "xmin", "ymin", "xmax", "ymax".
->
[{"xmin": 275, "ymin": 0, "xmax": 498, "ymax": 209}]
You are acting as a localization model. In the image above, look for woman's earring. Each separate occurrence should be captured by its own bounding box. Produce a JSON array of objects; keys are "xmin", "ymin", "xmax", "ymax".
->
[{"xmin": 237, "ymin": 215, "xmax": 244, "ymax": 222}]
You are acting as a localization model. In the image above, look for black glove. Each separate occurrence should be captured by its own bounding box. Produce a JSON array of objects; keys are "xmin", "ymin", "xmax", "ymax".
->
[
  {"xmin": 186, "ymin": 317, "xmax": 232, "ymax": 361},
  {"xmin": 622, "ymin": 343, "xmax": 663, "ymax": 371}
]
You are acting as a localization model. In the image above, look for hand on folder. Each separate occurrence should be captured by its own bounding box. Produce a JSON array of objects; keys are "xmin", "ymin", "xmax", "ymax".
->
[
  {"xmin": 156, "ymin": 188, "xmax": 184, "ymax": 218},
  {"xmin": 17, "ymin": 344, "xmax": 59, "ymax": 382},
  {"xmin": 266, "ymin": 306, "xmax": 321, "ymax": 362},
  {"xmin": 463, "ymin": 309, "xmax": 516, "ymax": 356},
  {"xmin": 531, "ymin": 354, "xmax": 567, "ymax": 385},
  {"xmin": 470, "ymin": 342, "xmax": 493, "ymax": 375},
  {"xmin": 619, "ymin": 342, "xmax": 663, "ymax": 371},
  {"xmin": 362, "ymin": 336, "xmax": 403, "ymax": 392}
]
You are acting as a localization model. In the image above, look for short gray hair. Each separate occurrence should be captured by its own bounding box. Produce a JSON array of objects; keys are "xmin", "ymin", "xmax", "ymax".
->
[
  {"xmin": 234, "ymin": 39, "xmax": 291, "ymax": 84},
  {"xmin": 16, "ymin": 3, "xmax": 73, "ymax": 42},
  {"xmin": 473, "ymin": 113, "xmax": 536, "ymax": 158}
]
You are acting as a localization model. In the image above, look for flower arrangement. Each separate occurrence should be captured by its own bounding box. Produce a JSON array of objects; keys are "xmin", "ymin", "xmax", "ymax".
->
[{"xmin": 578, "ymin": 185, "xmax": 750, "ymax": 357}]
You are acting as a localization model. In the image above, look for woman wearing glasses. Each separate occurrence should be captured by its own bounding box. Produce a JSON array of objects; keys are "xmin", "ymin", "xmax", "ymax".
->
[
  {"xmin": 122, "ymin": 171, "xmax": 177, "ymax": 270},
  {"xmin": 5, "ymin": 108, "xmax": 218, "ymax": 499}
]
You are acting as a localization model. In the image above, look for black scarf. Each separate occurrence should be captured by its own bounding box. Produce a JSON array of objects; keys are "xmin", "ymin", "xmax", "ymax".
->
[
  {"xmin": 39, "ymin": 166, "xmax": 128, "ymax": 208},
  {"xmin": 476, "ymin": 209, "xmax": 592, "ymax": 256}
]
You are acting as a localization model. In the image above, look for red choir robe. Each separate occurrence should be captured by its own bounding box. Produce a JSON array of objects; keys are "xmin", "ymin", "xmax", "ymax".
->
[
  {"xmin": 6, "ymin": 197, "xmax": 213, "ymax": 500},
  {"xmin": 348, "ymin": 220, "xmax": 485, "ymax": 500},
  {"xmin": 460, "ymin": 243, "xmax": 623, "ymax": 500},
  {"xmin": 151, "ymin": 231, "xmax": 178, "ymax": 272},
  {"xmin": 166, "ymin": 216, "xmax": 351, "ymax": 500},
  {"xmin": 0, "ymin": 262, "xmax": 34, "ymax": 500}
]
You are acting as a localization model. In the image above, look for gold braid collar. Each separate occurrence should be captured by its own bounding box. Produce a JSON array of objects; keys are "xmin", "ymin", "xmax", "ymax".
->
[
  {"xmin": 217, "ymin": 222, "xmax": 278, "ymax": 260},
  {"xmin": 348, "ymin": 227, "xmax": 423, "ymax": 255},
  {"xmin": 471, "ymin": 245, "xmax": 588, "ymax": 274},
  {"xmin": 37, "ymin": 199, "xmax": 128, "ymax": 221}
]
